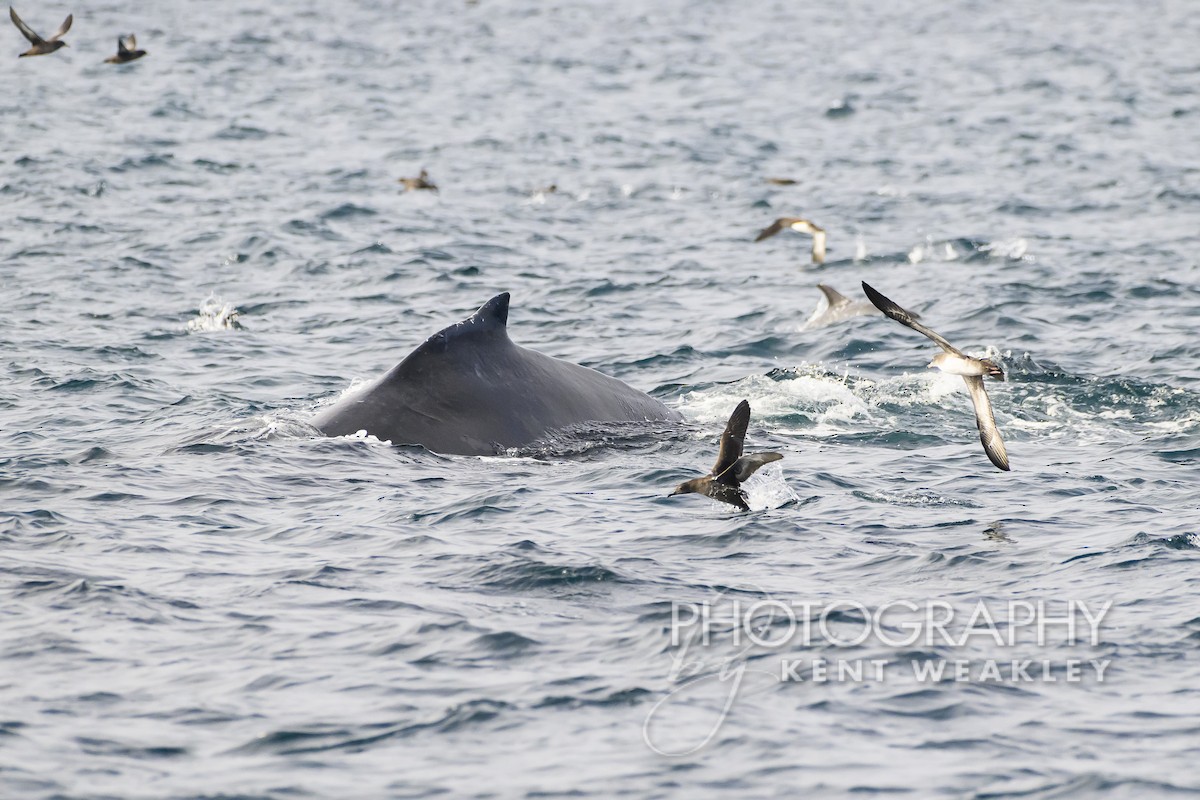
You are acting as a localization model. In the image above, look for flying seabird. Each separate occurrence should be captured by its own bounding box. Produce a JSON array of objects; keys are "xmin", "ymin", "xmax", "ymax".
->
[
  {"xmin": 669, "ymin": 399, "xmax": 783, "ymax": 511},
  {"xmin": 765, "ymin": 177, "xmax": 798, "ymax": 186},
  {"xmin": 9, "ymin": 6, "xmax": 71, "ymax": 57},
  {"xmin": 861, "ymin": 281, "xmax": 1010, "ymax": 471},
  {"xmin": 104, "ymin": 34, "xmax": 145, "ymax": 64},
  {"xmin": 755, "ymin": 217, "xmax": 827, "ymax": 264},
  {"xmin": 398, "ymin": 169, "xmax": 438, "ymax": 192}
]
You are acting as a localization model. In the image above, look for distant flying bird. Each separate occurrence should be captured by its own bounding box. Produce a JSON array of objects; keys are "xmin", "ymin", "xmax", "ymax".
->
[
  {"xmin": 861, "ymin": 281, "xmax": 1010, "ymax": 471},
  {"xmin": 765, "ymin": 177, "xmax": 798, "ymax": 186},
  {"xmin": 669, "ymin": 400, "xmax": 783, "ymax": 511},
  {"xmin": 398, "ymin": 169, "xmax": 438, "ymax": 192},
  {"xmin": 104, "ymin": 34, "xmax": 145, "ymax": 64},
  {"xmin": 755, "ymin": 216, "xmax": 827, "ymax": 264},
  {"xmin": 9, "ymin": 6, "xmax": 71, "ymax": 57}
]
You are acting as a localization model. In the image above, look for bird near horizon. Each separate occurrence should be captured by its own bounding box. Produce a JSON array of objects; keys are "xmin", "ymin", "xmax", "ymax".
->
[
  {"xmin": 399, "ymin": 169, "xmax": 438, "ymax": 192},
  {"xmin": 104, "ymin": 33, "xmax": 145, "ymax": 64},
  {"xmin": 755, "ymin": 217, "xmax": 827, "ymax": 264},
  {"xmin": 9, "ymin": 6, "xmax": 71, "ymax": 57}
]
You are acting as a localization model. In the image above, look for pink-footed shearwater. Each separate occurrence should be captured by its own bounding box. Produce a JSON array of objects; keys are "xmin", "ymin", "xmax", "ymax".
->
[
  {"xmin": 861, "ymin": 281, "xmax": 1010, "ymax": 471},
  {"xmin": 755, "ymin": 217, "xmax": 827, "ymax": 264},
  {"xmin": 9, "ymin": 6, "xmax": 71, "ymax": 57},
  {"xmin": 398, "ymin": 169, "xmax": 438, "ymax": 192},
  {"xmin": 669, "ymin": 400, "xmax": 783, "ymax": 511},
  {"xmin": 104, "ymin": 33, "xmax": 145, "ymax": 64}
]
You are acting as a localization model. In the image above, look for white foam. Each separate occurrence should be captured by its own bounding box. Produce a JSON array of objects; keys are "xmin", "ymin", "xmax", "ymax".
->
[
  {"xmin": 742, "ymin": 462, "xmax": 798, "ymax": 511},
  {"xmin": 907, "ymin": 237, "xmax": 960, "ymax": 264},
  {"xmin": 318, "ymin": 376, "xmax": 374, "ymax": 408},
  {"xmin": 676, "ymin": 369, "xmax": 870, "ymax": 432},
  {"xmin": 186, "ymin": 293, "xmax": 242, "ymax": 332},
  {"xmin": 342, "ymin": 429, "xmax": 393, "ymax": 446},
  {"xmin": 976, "ymin": 238, "xmax": 1030, "ymax": 260}
]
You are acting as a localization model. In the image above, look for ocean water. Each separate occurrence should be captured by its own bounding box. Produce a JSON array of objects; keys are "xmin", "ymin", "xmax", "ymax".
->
[{"xmin": 3, "ymin": 0, "xmax": 1200, "ymax": 797}]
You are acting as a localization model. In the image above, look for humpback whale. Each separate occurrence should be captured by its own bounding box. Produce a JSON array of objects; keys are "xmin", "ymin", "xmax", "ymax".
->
[{"xmin": 312, "ymin": 293, "xmax": 682, "ymax": 455}]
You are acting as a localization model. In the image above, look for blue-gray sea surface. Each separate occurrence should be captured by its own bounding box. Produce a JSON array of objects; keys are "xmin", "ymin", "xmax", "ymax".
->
[{"xmin": 3, "ymin": 0, "xmax": 1200, "ymax": 797}]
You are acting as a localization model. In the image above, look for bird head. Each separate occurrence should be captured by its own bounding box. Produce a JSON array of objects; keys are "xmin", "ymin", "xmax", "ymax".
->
[{"xmin": 669, "ymin": 477, "xmax": 705, "ymax": 498}]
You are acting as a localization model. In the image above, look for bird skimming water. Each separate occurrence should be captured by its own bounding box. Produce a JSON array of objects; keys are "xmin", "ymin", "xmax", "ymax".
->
[
  {"xmin": 669, "ymin": 400, "xmax": 783, "ymax": 511},
  {"xmin": 861, "ymin": 281, "xmax": 1010, "ymax": 471}
]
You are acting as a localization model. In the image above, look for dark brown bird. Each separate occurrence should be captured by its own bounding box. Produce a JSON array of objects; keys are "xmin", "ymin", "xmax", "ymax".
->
[
  {"xmin": 10, "ymin": 6, "xmax": 71, "ymax": 57},
  {"xmin": 104, "ymin": 34, "xmax": 145, "ymax": 64},
  {"xmin": 754, "ymin": 217, "xmax": 827, "ymax": 264},
  {"xmin": 861, "ymin": 281, "xmax": 1010, "ymax": 471},
  {"xmin": 765, "ymin": 177, "xmax": 798, "ymax": 186},
  {"xmin": 669, "ymin": 400, "xmax": 783, "ymax": 511},
  {"xmin": 398, "ymin": 169, "xmax": 438, "ymax": 192}
]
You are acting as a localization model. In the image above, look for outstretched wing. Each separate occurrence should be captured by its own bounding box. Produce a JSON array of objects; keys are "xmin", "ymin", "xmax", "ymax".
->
[
  {"xmin": 754, "ymin": 218, "xmax": 785, "ymax": 242},
  {"xmin": 964, "ymin": 376, "xmax": 1010, "ymax": 471},
  {"xmin": 118, "ymin": 33, "xmax": 136, "ymax": 53},
  {"xmin": 732, "ymin": 452, "xmax": 782, "ymax": 483},
  {"xmin": 861, "ymin": 281, "xmax": 961, "ymax": 356},
  {"xmin": 10, "ymin": 7, "xmax": 43, "ymax": 45},
  {"xmin": 712, "ymin": 399, "xmax": 750, "ymax": 476},
  {"xmin": 48, "ymin": 13, "xmax": 71, "ymax": 41}
]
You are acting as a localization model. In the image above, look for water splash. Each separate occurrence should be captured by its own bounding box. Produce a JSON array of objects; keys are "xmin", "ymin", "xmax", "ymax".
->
[{"xmin": 186, "ymin": 294, "xmax": 243, "ymax": 332}]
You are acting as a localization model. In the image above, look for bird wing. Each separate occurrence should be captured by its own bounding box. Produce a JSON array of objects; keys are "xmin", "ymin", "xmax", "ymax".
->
[
  {"xmin": 817, "ymin": 284, "xmax": 850, "ymax": 308},
  {"xmin": 10, "ymin": 7, "xmax": 43, "ymax": 44},
  {"xmin": 732, "ymin": 452, "xmax": 783, "ymax": 483},
  {"xmin": 118, "ymin": 33, "xmax": 136, "ymax": 53},
  {"xmin": 754, "ymin": 219, "xmax": 785, "ymax": 242},
  {"xmin": 708, "ymin": 483, "xmax": 750, "ymax": 511},
  {"xmin": 48, "ymin": 13, "xmax": 71, "ymax": 41},
  {"xmin": 810, "ymin": 229, "xmax": 827, "ymax": 263},
  {"xmin": 712, "ymin": 399, "xmax": 750, "ymax": 476},
  {"xmin": 964, "ymin": 376, "xmax": 1010, "ymax": 471},
  {"xmin": 861, "ymin": 281, "xmax": 962, "ymax": 356}
]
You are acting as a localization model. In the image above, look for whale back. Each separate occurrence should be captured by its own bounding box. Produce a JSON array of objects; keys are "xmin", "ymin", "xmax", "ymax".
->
[{"xmin": 312, "ymin": 293, "xmax": 681, "ymax": 454}]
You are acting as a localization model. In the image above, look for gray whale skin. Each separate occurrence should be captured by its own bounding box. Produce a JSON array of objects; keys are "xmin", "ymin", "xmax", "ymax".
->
[{"xmin": 312, "ymin": 292, "xmax": 682, "ymax": 455}]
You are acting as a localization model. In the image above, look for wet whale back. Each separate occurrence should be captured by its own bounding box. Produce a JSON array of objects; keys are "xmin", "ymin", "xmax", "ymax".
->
[{"xmin": 312, "ymin": 293, "xmax": 681, "ymax": 454}]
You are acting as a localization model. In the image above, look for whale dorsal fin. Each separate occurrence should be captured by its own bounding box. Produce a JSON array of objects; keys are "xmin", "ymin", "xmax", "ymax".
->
[
  {"xmin": 389, "ymin": 292, "xmax": 513, "ymax": 378},
  {"xmin": 469, "ymin": 292, "xmax": 510, "ymax": 329},
  {"xmin": 817, "ymin": 284, "xmax": 850, "ymax": 307}
]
